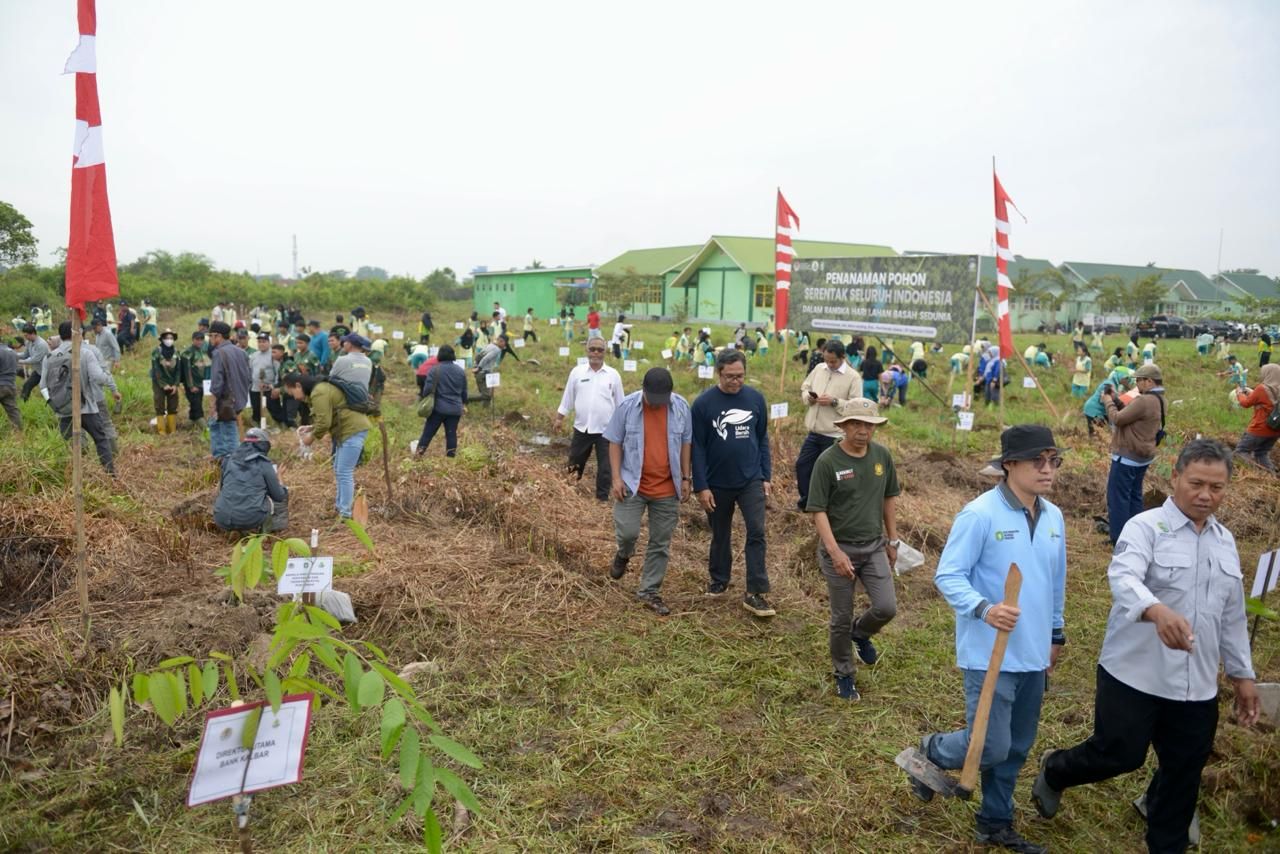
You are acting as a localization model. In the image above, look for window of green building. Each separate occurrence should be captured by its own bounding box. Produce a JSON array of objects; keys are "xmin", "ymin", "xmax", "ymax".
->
[{"xmin": 754, "ymin": 278, "xmax": 774, "ymax": 309}]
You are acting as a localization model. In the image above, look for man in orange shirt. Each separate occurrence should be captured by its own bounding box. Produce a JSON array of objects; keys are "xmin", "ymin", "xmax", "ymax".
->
[{"xmin": 603, "ymin": 368, "xmax": 693, "ymax": 616}]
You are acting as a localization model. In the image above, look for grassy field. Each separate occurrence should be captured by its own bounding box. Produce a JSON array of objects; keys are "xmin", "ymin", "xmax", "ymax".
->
[{"xmin": 0, "ymin": 299, "xmax": 1276, "ymax": 852}]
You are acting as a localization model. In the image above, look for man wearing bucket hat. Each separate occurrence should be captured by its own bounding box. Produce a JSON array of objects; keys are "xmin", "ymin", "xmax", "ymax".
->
[
  {"xmin": 905, "ymin": 424, "xmax": 1068, "ymax": 854},
  {"xmin": 805, "ymin": 398, "xmax": 900, "ymax": 702},
  {"xmin": 1103, "ymin": 362, "xmax": 1166, "ymax": 545}
]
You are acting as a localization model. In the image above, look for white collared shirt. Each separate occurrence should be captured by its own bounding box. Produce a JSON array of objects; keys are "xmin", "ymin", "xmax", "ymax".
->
[
  {"xmin": 557, "ymin": 362, "xmax": 624, "ymax": 434},
  {"xmin": 1099, "ymin": 497, "xmax": 1255, "ymax": 701}
]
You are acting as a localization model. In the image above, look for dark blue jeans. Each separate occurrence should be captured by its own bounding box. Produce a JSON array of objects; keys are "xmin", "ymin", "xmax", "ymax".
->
[
  {"xmin": 706, "ymin": 479, "xmax": 769, "ymax": 594},
  {"xmin": 794, "ymin": 432, "xmax": 836, "ymax": 509},
  {"xmin": 1106, "ymin": 459, "xmax": 1149, "ymax": 544},
  {"xmin": 418, "ymin": 412, "xmax": 461, "ymax": 457}
]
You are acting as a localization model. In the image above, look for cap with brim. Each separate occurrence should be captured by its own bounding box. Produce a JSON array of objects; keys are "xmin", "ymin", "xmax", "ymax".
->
[
  {"xmin": 257, "ymin": 332, "xmax": 271, "ymax": 340},
  {"xmin": 641, "ymin": 367, "xmax": 674, "ymax": 406},
  {"xmin": 832, "ymin": 397, "xmax": 887, "ymax": 425},
  {"xmin": 342, "ymin": 333, "xmax": 372, "ymax": 349},
  {"xmin": 989, "ymin": 423, "xmax": 1063, "ymax": 468},
  {"xmin": 295, "ymin": 333, "xmax": 311, "ymax": 343}
]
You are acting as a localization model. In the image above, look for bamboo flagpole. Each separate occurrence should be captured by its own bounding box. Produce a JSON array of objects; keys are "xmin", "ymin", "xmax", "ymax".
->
[{"xmin": 70, "ymin": 316, "xmax": 90, "ymax": 639}]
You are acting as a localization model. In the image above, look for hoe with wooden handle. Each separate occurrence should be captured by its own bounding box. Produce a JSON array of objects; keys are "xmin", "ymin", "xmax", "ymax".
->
[{"xmin": 957, "ymin": 562, "xmax": 1023, "ymax": 799}]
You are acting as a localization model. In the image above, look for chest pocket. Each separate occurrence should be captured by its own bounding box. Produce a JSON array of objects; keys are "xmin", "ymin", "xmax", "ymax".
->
[
  {"xmin": 1148, "ymin": 541, "xmax": 1193, "ymax": 591},
  {"xmin": 1209, "ymin": 553, "xmax": 1242, "ymax": 609}
]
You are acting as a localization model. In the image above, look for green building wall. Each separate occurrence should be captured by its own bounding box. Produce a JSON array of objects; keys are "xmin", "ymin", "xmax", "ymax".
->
[{"xmin": 472, "ymin": 268, "xmax": 594, "ymax": 323}]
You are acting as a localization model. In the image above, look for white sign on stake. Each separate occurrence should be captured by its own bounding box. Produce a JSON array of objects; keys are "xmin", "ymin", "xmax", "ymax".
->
[
  {"xmin": 513, "ymin": 338, "xmax": 525, "ymax": 348},
  {"xmin": 558, "ymin": 346, "xmax": 571, "ymax": 357},
  {"xmin": 1022, "ymin": 376, "xmax": 1037, "ymax": 389},
  {"xmin": 633, "ymin": 341, "xmax": 644, "ymax": 350},
  {"xmin": 1250, "ymin": 550, "xmax": 1280, "ymax": 598},
  {"xmin": 454, "ymin": 322, "xmax": 464, "ymax": 330},
  {"xmin": 277, "ymin": 556, "xmax": 334, "ymax": 595},
  {"xmin": 957, "ymin": 412, "xmax": 975, "ymax": 431},
  {"xmin": 202, "ymin": 379, "xmax": 212, "ymax": 396},
  {"xmin": 697, "ymin": 365, "xmax": 714, "ymax": 379},
  {"xmin": 187, "ymin": 695, "xmax": 313, "ymax": 807},
  {"xmin": 310, "ymin": 528, "xmax": 319, "ymax": 548},
  {"xmin": 548, "ymin": 317, "xmax": 559, "ymax": 325},
  {"xmin": 951, "ymin": 393, "xmax": 968, "ymax": 408},
  {"xmin": 661, "ymin": 349, "xmax": 673, "ymax": 359},
  {"xmin": 369, "ymin": 324, "xmax": 383, "ymax": 334},
  {"xmin": 623, "ymin": 359, "xmax": 637, "ymax": 372},
  {"xmin": 392, "ymin": 330, "xmax": 404, "ymax": 340},
  {"xmin": 486, "ymin": 372, "xmax": 501, "ymax": 388},
  {"xmin": 770, "ymin": 402, "xmax": 789, "ymax": 419},
  {"xmin": 577, "ymin": 357, "xmax": 588, "ymax": 367}
]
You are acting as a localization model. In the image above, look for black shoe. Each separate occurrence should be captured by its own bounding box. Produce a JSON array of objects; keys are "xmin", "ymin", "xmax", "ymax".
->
[
  {"xmin": 834, "ymin": 674, "xmax": 860, "ymax": 701},
  {"xmin": 742, "ymin": 593, "xmax": 776, "ymax": 617},
  {"xmin": 1030, "ymin": 750, "xmax": 1062, "ymax": 819},
  {"xmin": 853, "ymin": 635, "xmax": 879, "ymax": 666},
  {"xmin": 609, "ymin": 555, "xmax": 628, "ymax": 580},
  {"xmin": 638, "ymin": 593, "xmax": 670, "ymax": 617},
  {"xmin": 973, "ymin": 825, "xmax": 1046, "ymax": 854},
  {"xmin": 705, "ymin": 581, "xmax": 728, "ymax": 596}
]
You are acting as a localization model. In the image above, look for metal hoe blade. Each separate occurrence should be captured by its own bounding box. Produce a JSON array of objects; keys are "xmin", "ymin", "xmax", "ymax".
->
[{"xmin": 895, "ymin": 746, "xmax": 965, "ymax": 800}]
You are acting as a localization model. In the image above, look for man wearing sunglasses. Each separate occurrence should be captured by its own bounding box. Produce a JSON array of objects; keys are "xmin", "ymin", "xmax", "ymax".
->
[
  {"xmin": 906, "ymin": 424, "xmax": 1068, "ymax": 854},
  {"xmin": 554, "ymin": 335, "xmax": 624, "ymax": 501}
]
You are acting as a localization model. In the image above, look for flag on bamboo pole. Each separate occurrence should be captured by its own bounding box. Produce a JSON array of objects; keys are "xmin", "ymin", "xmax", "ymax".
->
[
  {"xmin": 992, "ymin": 170, "xmax": 1022, "ymax": 359},
  {"xmin": 64, "ymin": 0, "xmax": 119, "ymax": 319},
  {"xmin": 774, "ymin": 190, "xmax": 800, "ymax": 330}
]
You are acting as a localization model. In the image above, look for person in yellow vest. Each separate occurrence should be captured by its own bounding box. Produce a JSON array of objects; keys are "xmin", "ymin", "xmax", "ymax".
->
[{"xmin": 1071, "ymin": 352, "xmax": 1093, "ymax": 398}]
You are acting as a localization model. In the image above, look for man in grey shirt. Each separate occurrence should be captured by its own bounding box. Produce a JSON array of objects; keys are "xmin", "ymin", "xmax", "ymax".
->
[
  {"xmin": 0, "ymin": 341, "xmax": 21, "ymax": 430},
  {"xmin": 473, "ymin": 334, "xmax": 506, "ymax": 404},
  {"xmin": 91, "ymin": 316, "xmax": 120, "ymax": 372},
  {"xmin": 18, "ymin": 325, "xmax": 49, "ymax": 401},
  {"xmin": 1032, "ymin": 438, "xmax": 1259, "ymax": 853}
]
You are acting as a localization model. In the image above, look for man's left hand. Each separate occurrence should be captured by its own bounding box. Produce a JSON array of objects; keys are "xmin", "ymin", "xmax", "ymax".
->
[
  {"xmin": 762, "ymin": 481, "xmax": 772, "ymax": 498},
  {"xmin": 112, "ymin": 391, "xmax": 122, "ymax": 403},
  {"xmin": 1233, "ymin": 677, "xmax": 1261, "ymax": 727},
  {"xmin": 885, "ymin": 542, "xmax": 898, "ymax": 567},
  {"xmin": 1048, "ymin": 643, "xmax": 1063, "ymax": 674}
]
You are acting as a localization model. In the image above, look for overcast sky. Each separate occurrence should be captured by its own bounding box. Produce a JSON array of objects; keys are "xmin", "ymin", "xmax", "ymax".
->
[{"xmin": 3, "ymin": 1, "xmax": 1276, "ymax": 279}]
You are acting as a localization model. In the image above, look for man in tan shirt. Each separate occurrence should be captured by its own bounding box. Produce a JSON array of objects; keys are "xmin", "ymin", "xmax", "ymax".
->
[
  {"xmin": 1103, "ymin": 362, "xmax": 1165, "ymax": 544},
  {"xmin": 794, "ymin": 340, "xmax": 861, "ymax": 511}
]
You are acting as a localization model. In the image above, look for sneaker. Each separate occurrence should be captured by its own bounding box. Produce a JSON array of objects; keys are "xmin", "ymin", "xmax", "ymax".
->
[
  {"xmin": 609, "ymin": 555, "xmax": 628, "ymax": 580},
  {"xmin": 1030, "ymin": 750, "xmax": 1062, "ymax": 819},
  {"xmin": 637, "ymin": 593, "xmax": 671, "ymax": 617},
  {"xmin": 853, "ymin": 636, "xmax": 879, "ymax": 666},
  {"xmin": 742, "ymin": 593, "xmax": 776, "ymax": 617},
  {"xmin": 906, "ymin": 735, "xmax": 938, "ymax": 802},
  {"xmin": 705, "ymin": 581, "xmax": 728, "ymax": 596},
  {"xmin": 1132, "ymin": 793, "xmax": 1200, "ymax": 847},
  {"xmin": 834, "ymin": 674, "xmax": 860, "ymax": 701},
  {"xmin": 973, "ymin": 825, "xmax": 1047, "ymax": 854}
]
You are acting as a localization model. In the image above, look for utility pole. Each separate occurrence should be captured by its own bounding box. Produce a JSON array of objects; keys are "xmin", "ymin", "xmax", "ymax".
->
[
  {"xmin": 292, "ymin": 234, "xmax": 298, "ymax": 280},
  {"xmin": 1216, "ymin": 228, "xmax": 1223, "ymax": 274}
]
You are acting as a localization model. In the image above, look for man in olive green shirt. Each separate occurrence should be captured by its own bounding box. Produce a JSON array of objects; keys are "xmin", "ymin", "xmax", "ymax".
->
[{"xmin": 806, "ymin": 397, "xmax": 901, "ymax": 702}]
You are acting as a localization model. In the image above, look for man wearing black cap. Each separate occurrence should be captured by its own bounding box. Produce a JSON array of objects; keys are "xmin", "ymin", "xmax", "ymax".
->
[
  {"xmin": 602, "ymin": 367, "xmax": 693, "ymax": 616},
  {"xmin": 904, "ymin": 424, "xmax": 1068, "ymax": 854}
]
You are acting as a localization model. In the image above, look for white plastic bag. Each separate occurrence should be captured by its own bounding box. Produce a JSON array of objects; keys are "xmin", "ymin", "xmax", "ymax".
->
[{"xmin": 894, "ymin": 542, "xmax": 925, "ymax": 576}]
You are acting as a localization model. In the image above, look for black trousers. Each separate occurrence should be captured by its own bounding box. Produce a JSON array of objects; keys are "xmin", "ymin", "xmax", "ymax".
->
[
  {"xmin": 20, "ymin": 371, "xmax": 41, "ymax": 402},
  {"xmin": 249, "ymin": 391, "xmax": 264, "ymax": 424},
  {"xmin": 1044, "ymin": 665, "xmax": 1217, "ymax": 854},
  {"xmin": 567, "ymin": 428, "xmax": 610, "ymax": 500},
  {"xmin": 57, "ymin": 412, "xmax": 114, "ymax": 474},
  {"xmin": 418, "ymin": 412, "xmax": 461, "ymax": 457},
  {"xmin": 266, "ymin": 392, "xmax": 293, "ymax": 427},
  {"xmin": 706, "ymin": 479, "xmax": 769, "ymax": 594},
  {"xmin": 185, "ymin": 389, "xmax": 205, "ymax": 423},
  {"xmin": 793, "ymin": 432, "xmax": 836, "ymax": 509}
]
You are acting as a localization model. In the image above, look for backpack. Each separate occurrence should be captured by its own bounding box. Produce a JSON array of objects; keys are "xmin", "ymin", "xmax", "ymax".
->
[
  {"xmin": 1265, "ymin": 386, "xmax": 1280, "ymax": 432},
  {"xmin": 1153, "ymin": 392, "xmax": 1167, "ymax": 446},
  {"xmin": 43, "ymin": 349, "xmax": 74, "ymax": 416},
  {"xmin": 324, "ymin": 378, "xmax": 378, "ymax": 416}
]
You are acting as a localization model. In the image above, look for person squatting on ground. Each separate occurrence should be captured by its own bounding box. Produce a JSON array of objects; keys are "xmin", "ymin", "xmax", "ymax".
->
[
  {"xmin": 213, "ymin": 428, "xmax": 289, "ymax": 533},
  {"xmin": 907, "ymin": 424, "xmax": 1067, "ymax": 854},
  {"xmin": 806, "ymin": 398, "xmax": 900, "ymax": 702},
  {"xmin": 1031, "ymin": 439, "xmax": 1259, "ymax": 854},
  {"xmin": 1231, "ymin": 363, "xmax": 1280, "ymax": 472},
  {"xmin": 604, "ymin": 368, "xmax": 692, "ymax": 617},
  {"xmin": 554, "ymin": 335, "xmax": 624, "ymax": 500},
  {"xmin": 1104, "ymin": 362, "xmax": 1165, "ymax": 544},
  {"xmin": 150, "ymin": 329, "xmax": 182, "ymax": 435},
  {"xmin": 285, "ymin": 373, "xmax": 370, "ymax": 519},
  {"xmin": 208, "ymin": 321, "xmax": 250, "ymax": 459},
  {"xmin": 794, "ymin": 339, "xmax": 861, "ymax": 511},
  {"xmin": 416, "ymin": 344, "xmax": 469, "ymax": 458},
  {"xmin": 691, "ymin": 349, "xmax": 775, "ymax": 618}
]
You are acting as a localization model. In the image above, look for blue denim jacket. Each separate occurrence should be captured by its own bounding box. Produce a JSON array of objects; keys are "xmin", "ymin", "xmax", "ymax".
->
[{"xmin": 603, "ymin": 390, "xmax": 692, "ymax": 499}]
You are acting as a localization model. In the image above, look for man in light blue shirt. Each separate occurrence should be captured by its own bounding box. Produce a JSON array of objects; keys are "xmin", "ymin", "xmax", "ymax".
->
[{"xmin": 905, "ymin": 424, "xmax": 1067, "ymax": 854}]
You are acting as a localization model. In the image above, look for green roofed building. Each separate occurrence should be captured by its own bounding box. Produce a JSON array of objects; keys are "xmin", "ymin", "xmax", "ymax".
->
[
  {"xmin": 1062, "ymin": 261, "xmax": 1231, "ymax": 319},
  {"xmin": 593, "ymin": 244, "xmax": 702, "ymax": 318},
  {"xmin": 1214, "ymin": 271, "xmax": 1280, "ymax": 306},
  {"xmin": 471, "ymin": 265, "xmax": 594, "ymax": 321}
]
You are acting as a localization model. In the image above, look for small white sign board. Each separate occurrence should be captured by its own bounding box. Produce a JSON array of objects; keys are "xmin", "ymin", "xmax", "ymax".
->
[
  {"xmin": 770, "ymin": 402, "xmax": 789, "ymax": 419},
  {"xmin": 623, "ymin": 360, "xmax": 637, "ymax": 372},
  {"xmin": 1022, "ymin": 376, "xmax": 1037, "ymax": 389},
  {"xmin": 661, "ymin": 349, "xmax": 673, "ymax": 359},
  {"xmin": 1251, "ymin": 550, "xmax": 1280, "ymax": 598},
  {"xmin": 392, "ymin": 330, "xmax": 404, "ymax": 340},
  {"xmin": 485, "ymin": 372, "xmax": 501, "ymax": 388},
  {"xmin": 513, "ymin": 338, "xmax": 525, "ymax": 348},
  {"xmin": 957, "ymin": 412, "xmax": 975, "ymax": 431},
  {"xmin": 369, "ymin": 324, "xmax": 383, "ymax": 334},
  {"xmin": 187, "ymin": 695, "xmax": 313, "ymax": 806},
  {"xmin": 697, "ymin": 365, "xmax": 714, "ymax": 379},
  {"xmin": 951, "ymin": 393, "xmax": 968, "ymax": 408},
  {"xmin": 427, "ymin": 346, "xmax": 438, "ymax": 357},
  {"xmin": 277, "ymin": 556, "xmax": 333, "ymax": 595},
  {"xmin": 558, "ymin": 346, "xmax": 571, "ymax": 357},
  {"xmin": 548, "ymin": 317, "xmax": 559, "ymax": 326},
  {"xmin": 633, "ymin": 341, "xmax": 644, "ymax": 350},
  {"xmin": 202, "ymin": 379, "xmax": 212, "ymax": 396},
  {"xmin": 454, "ymin": 322, "xmax": 464, "ymax": 330},
  {"xmin": 1144, "ymin": 358, "xmax": 1153, "ymax": 366}
]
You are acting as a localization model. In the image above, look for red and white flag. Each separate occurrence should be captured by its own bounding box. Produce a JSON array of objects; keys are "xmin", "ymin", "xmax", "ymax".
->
[
  {"xmin": 774, "ymin": 190, "xmax": 800, "ymax": 330},
  {"xmin": 64, "ymin": 0, "xmax": 119, "ymax": 318},
  {"xmin": 992, "ymin": 170, "xmax": 1021, "ymax": 359}
]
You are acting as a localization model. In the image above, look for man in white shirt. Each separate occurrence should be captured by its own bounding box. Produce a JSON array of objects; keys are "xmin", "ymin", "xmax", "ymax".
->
[
  {"xmin": 554, "ymin": 335, "xmax": 624, "ymax": 501},
  {"xmin": 794, "ymin": 339, "xmax": 860, "ymax": 511},
  {"xmin": 1032, "ymin": 438, "xmax": 1259, "ymax": 853}
]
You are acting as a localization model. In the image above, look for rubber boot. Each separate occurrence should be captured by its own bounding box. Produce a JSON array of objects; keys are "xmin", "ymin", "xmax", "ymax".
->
[
  {"xmin": 166, "ymin": 414, "xmax": 177, "ymax": 434},
  {"xmin": 155, "ymin": 415, "xmax": 167, "ymax": 435}
]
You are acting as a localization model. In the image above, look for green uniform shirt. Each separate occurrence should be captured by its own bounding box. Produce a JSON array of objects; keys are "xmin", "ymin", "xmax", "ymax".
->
[
  {"xmin": 180, "ymin": 345, "xmax": 212, "ymax": 390},
  {"xmin": 806, "ymin": 441, "xmax": 900, "ymax": 544}
]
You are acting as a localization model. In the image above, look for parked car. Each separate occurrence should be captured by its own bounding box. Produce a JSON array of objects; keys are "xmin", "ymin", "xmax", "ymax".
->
[
  {"xmin": 1136, "ymin": 315, "xmax": 1193, "ymax": 339},
  {"xmin": 1192, "ymin": 319, "xmax": 1242, "ymax": 340}
]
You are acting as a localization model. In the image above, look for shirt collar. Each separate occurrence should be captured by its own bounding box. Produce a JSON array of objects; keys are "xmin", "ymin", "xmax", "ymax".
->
[
  {"xmin": 1160, "ymin": 496, "xmax": 1223, "ymax": 537},
  {"xmin": 997, "ymin": 480, "xmax": 1042, "ymax": 516},
  {"xmin": 825, "ymin": 361, "xmax": 848, "ymax": 374}
]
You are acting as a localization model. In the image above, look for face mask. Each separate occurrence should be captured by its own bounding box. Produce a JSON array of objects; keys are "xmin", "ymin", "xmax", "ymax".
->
[{"xmin": 162, "ymin": 338, "xmax": 176, "ymax": 347}]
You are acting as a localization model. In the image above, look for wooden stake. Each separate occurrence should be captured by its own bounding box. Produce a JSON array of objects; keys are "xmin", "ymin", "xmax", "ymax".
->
[
  {"xmin": 378, "ymin": 419, "xmax": 392, "ymax": 503},
  {"xmin": 777, "ymin": 331, "xmax": 790, "ymax": 395},
  {"xmin": 70, "ymin": 315, "xmax": 90, "ymax": 644}
]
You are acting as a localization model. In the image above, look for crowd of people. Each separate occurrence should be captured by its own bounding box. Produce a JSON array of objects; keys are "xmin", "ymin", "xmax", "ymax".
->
[{"xmin": 2, "ymin": 300, "xmax": 1273, "ymax": 853}]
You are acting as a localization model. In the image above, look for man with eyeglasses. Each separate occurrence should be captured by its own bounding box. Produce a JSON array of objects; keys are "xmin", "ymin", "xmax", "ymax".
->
[
  {"xmin": 691, "ymin": 349, "xmax": 775, "ymax": 617},
  {"xmin": 904, "ymin": 424, "xmax": 1068, "ymax": 854},
  {"xmin": 554, "ymin": 335, "xmax": 624, "ymax": 501},
  {"xmin": 1103, "ymin": 362, "xmax": 1166, "ymax": 545}
]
